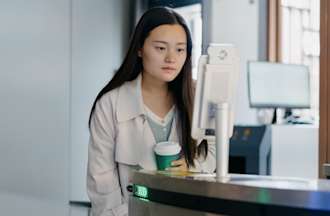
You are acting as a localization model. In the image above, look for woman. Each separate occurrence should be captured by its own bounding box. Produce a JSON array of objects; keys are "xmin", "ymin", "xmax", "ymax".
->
[{"xmin": 87, "ymin": 7, "xmax": 216, "ymax": 216}]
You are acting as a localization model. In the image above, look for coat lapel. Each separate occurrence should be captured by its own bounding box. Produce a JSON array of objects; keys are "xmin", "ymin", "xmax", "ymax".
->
[
  {"xmin": 114, "ymin": 74, "xmax": 180, "ymax": 170},
  {"xmin": 116, "ymin": 74, "xmax": 144, "ymax": 123}
]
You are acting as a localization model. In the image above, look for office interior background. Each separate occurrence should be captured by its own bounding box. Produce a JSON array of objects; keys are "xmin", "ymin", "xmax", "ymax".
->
[{"xmin": 0, "ymin": 0, "xmax": 325, "ymax": 215}]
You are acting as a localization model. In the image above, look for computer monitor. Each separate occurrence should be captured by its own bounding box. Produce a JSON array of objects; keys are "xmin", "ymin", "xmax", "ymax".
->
[
  {"xmin": 191, "ymin": 44, "xmax": 239, "ymax": 140},
  {"xmin": 247, "ymin": 61, "xmax": 310, "ymax": 109}
]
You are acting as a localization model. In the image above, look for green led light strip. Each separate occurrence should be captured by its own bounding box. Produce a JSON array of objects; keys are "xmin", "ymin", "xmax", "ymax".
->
[{"xmin": 133, "ymin": 184, "xmax": 149, "ymax": 200}]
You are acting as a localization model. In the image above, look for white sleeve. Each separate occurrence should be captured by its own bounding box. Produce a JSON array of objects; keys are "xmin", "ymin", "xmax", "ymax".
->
[
  {"xmin": 189, "ymin": 141, "xmax": 216, "ymax": 173},
  {"xmin": 87, "ymin": 96, "xmax": 128, "ymax": 216}
]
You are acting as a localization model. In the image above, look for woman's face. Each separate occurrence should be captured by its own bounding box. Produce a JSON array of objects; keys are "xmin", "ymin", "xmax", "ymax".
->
[{"xmin": 139, "ymin": 24, "xmax": 188, "ymax": 83}]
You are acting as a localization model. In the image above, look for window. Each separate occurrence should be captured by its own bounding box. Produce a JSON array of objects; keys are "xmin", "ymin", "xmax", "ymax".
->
[
  {"xmin": 280, "ymin": 0, "xmax": 320, "ymax": 122},
  {"xmin": 175, "ymin": 4, "xmax": 202, "ymax": 80}
]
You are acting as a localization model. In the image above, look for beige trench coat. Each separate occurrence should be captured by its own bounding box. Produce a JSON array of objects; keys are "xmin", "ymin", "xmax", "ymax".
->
[{"xmin": 87, "ymin": 74, "xmax": 216, "ymax": 216}]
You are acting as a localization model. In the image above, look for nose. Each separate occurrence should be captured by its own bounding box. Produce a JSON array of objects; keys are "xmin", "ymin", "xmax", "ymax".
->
[{"xmin": 165, "ymin": 50, "xmax": 176, "ymax": 63}]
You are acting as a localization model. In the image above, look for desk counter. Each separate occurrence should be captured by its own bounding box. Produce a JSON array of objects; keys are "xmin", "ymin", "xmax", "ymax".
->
[{"xmin": 130, "ymin": 170, "xmax": 330, "ymax": 216}]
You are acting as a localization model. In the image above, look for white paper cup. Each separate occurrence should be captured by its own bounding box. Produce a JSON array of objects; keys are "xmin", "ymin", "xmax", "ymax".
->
[{"xmin": 154, "ymin": 141, "xmax": 181, "ymax": 170}]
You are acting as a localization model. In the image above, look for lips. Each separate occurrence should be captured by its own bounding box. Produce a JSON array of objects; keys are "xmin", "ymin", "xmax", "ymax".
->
[{"xmin": 162, "ymin": 66, "xmax": 176, "ymax": 71}]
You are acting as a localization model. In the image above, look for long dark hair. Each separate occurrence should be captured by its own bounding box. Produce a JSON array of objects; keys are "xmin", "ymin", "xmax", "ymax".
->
[{"xmin": 89, "ymin": 7, "xmax": 207, "ymax": 167}]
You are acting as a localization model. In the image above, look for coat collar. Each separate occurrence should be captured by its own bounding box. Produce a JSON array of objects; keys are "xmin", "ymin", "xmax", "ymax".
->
[{"xmin": 116, "ymin": 74, "xmax": 145, "ymax": 122}]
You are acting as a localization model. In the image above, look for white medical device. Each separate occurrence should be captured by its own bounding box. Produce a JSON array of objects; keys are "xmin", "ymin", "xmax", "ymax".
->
[{"xmin": 191, "ymin": 44, "xmax": 239, "ymax": 179}]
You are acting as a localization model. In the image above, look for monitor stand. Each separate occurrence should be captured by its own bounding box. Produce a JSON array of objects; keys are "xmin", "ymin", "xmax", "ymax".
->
[
  {"xmin": 283, "ymin": 108, "xmax": 293, "ymax": 119},
  {"xmin": 271, "ymin": 108, "xmax": 277, "ymax": 124},
  {"xmin": 274, "ymin": 108, "xmax": 313, "ymax": 125},
  {"xmin": 271, "ymin": 108, "xmax": 295, "ymax": 124}
]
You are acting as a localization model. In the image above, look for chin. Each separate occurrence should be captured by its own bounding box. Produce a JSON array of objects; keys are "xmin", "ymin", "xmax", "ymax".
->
[
  {"xmin": 160, "ymin": 71, "xmax": 179, "ymax": 82},
  {"xmin": 161, "ymin": 74, "xmax": 178, "ymax": 82}
]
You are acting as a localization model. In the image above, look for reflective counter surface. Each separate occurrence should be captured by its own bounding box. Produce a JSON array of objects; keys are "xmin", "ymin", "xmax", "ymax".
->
[{"xmin": 130, "ymin": 170, "xmax": 330, "ymax": 215}]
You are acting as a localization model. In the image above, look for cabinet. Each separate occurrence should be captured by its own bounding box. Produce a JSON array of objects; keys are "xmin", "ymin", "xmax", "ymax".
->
[{"xmin": 269, "ymin": 124, "xmax": 319, "ymax": 178}]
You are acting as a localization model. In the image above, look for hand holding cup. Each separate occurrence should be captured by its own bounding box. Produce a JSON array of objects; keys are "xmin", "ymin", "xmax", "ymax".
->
[{"xmin": 154, "ymin": 141, "xmax": 183, "ymax": 171}]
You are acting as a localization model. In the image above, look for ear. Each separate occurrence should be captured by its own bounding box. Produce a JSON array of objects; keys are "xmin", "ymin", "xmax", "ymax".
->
[{"xmin": 137, "ymin": 49, "xmax": 142, "ymax": 57}]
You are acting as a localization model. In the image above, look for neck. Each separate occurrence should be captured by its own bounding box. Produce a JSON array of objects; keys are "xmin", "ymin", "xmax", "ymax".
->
[{"xmin": 141, "ymin": 72, "xmax": 169, "ymax": 97}]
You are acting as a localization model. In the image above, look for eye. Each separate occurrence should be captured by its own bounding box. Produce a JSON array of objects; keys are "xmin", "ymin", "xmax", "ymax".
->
[
  {"xmin": 155, "ymin": 46, "xmax": 166, "ymax": 51},
  {"xmin": 177, "ymin": 48, "xmax": 186, "ymax": 53}
]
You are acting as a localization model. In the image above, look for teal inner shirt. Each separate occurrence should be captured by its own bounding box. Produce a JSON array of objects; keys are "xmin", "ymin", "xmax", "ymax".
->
[{"xmin": 144, "ymin": 105, "xmax": 175, "ymax": 143}]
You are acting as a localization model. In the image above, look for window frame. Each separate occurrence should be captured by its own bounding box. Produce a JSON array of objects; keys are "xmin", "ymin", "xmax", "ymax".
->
[{"xmin": 320, "ymin": 0, "xmax": 330, "ymax": 178}]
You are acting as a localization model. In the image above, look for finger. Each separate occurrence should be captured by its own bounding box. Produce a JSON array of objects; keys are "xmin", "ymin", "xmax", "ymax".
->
[
  {"xmin": 171, "ymin": 158, "xmax": 184, "ymax": 166},
  {"xmin": 167, "ymin": 165, "xmax": 185, "ymax": 171}
]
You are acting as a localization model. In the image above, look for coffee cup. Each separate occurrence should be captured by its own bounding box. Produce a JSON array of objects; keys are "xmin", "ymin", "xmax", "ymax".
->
[{"xmin": 154, "ymin": 141, "xmax": 181, "ymax": 171}]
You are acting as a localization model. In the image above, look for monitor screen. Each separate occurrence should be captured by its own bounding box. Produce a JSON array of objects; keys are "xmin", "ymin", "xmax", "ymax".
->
[{"xmin": 247, "ymin": 61, "xmax": 310, "ymax": 109}]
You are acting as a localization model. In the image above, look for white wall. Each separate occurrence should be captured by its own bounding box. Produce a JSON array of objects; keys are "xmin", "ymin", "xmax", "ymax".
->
[
  {"xmin": 202, "ymin": 0, "xmax": 267, "ymax": 124},
  {"xmin": 0, "ymin": 0, "xmax": 70, "ymax": 215},
  {"xmin": 0, "ymin": 0, "xmax": 131, "ymax": 214},
  {"xmin": 70, "ymin": 0, "xmax": 130, "ymax": 202}
]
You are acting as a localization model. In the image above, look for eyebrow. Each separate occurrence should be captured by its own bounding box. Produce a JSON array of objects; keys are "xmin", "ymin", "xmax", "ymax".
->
[{"xmin": 152, "ymin": 40, "xmax": 187, "ymax": 45}]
